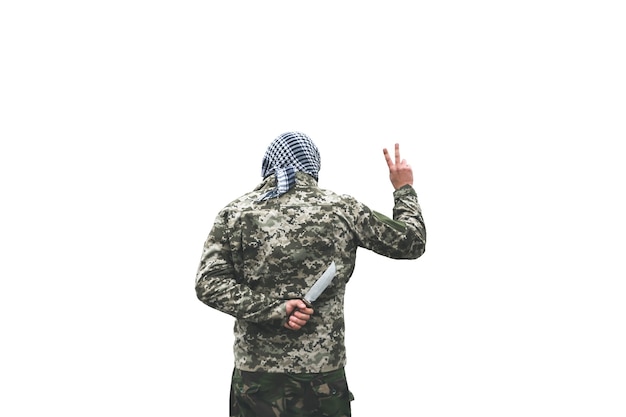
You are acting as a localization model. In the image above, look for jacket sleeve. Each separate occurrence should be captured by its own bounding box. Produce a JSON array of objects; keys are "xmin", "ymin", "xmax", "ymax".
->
[
  {"xmin": 195, "ymin": 209, "xmax": 286, "ymax": 324},
  {"xmin": 351, "ymin": 184, "xmax": 426, "ymax": 259}
]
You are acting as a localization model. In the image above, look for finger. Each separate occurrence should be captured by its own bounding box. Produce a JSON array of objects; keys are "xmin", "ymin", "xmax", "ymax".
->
[
  {"xmin": 287, "ymin": 315, "xmax": 303, "ymax": 327},
  {"xmin": 287, "ymin": 300, "xmax": 307, "ymax": 317},
  {"xmin": 286, "ymin": 303, "xmax": 297, "ymax": 317},
  {"xmin": 285, "ymin": 321, "xmax": 300, "ymax": 330},
  {"xmin": 383, "ymin": 148, "xmax": 394, "ymax": 168},
  {"xmin": 292, "ymin": 309, "xmax": 306, "ymax": 318},
  {"xmin": 289, "ymin": 316, "xmax": 306, "ymax": 328},
  {"xmin": 394, "ymin": 143, "xmax": 401, "ymax": 166},
  {"xmin": 294, "ymin": 312, "xmax": 311, "ymax": 322},
  {"xmin": 292, "ymin": 308, "xmax": 312, "ymax": 320}
]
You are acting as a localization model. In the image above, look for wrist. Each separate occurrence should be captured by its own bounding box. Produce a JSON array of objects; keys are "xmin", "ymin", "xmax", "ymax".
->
[{"xmin": 393, "ymin": 184, "xmax": 416, "ymax": 196}]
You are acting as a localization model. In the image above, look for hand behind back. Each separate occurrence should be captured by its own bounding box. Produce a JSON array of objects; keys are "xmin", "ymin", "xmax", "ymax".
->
[{"xmin": 284, "ymin": 299, "xmax": 314, "ymax": 331}]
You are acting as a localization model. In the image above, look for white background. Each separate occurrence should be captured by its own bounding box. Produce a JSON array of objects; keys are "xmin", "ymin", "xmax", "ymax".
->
[{"xmin": 1, "ymin": 1, "xmax": 625, "ymax": 416}]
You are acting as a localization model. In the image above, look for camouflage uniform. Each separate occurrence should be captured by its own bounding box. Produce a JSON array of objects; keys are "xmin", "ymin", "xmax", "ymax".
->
[{"xmin": 196, "ymin": 171, "xmax": 426, "ymax": 414}]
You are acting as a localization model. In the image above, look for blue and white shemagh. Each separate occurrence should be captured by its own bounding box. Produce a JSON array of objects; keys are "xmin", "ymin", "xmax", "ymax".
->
[{"xmin": 257, "ymin": 132, "xmax": 321, "ymax": 202}]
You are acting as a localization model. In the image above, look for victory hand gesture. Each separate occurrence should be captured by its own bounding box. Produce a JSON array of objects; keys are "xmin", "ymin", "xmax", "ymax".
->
[{"xmin": 383, "ymin": 143, "xmax": 413, "ymax": 190}]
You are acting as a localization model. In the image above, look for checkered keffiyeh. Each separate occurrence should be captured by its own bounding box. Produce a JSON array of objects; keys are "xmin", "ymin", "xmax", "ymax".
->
[{"xmin": 257, "ymin": 132, "xmax": 321, "ymax": 201}]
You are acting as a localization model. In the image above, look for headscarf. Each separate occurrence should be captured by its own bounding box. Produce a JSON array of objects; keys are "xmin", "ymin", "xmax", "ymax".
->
[{"xmin": 257, "ymin": 132, "xmax": 321, "ymax": 201}]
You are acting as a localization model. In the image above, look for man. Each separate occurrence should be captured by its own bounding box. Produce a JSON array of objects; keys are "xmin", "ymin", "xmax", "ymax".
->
[{"xmin": 195, "ymin": 132, "xmax": 426, "ymax": 417}]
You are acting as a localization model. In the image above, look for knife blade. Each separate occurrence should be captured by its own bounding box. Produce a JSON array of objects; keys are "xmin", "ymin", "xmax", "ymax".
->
[
  {"xmin": 301, "ymin": 261, "xmax": 336, "ymax": 307},
  {"xmin": 287, "ymin": 261, "xmax": 337, "ymax": 320}
]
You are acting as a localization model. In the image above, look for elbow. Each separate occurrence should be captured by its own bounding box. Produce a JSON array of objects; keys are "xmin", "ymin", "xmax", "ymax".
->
[
  {"xmin": 407, "ymin": 228, "xmax": 426, "ymax": 259},
  {"xmin": 414, "ymin": 244, "xmax": 426, "ymax": 259},
  {"xmin": 406, "ymin": 243, "xmax": 426, "ymax": 260},
  {"xmin": 195, "ymin": 283, "xmax": 206, "ymax": 304},
  {"xmin": 195, "ymin": 283, "xmax": 204, "ymax": 302},
  {"xmin": 195, "ymin": 278, "xmax": 213, "ymax": 305},
  {"xmin": 390, "ymin": 242, "xmax": 425, "ymax": 260}
]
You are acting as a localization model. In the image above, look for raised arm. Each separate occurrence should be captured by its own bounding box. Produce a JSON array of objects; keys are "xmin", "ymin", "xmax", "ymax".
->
[{"xmin": 346, "ymin": 142, "xmax": 425, "ymax": 259}]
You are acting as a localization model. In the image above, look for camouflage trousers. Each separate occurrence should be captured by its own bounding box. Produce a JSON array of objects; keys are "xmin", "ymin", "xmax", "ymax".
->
[{"xmin": 230, "ymin": 367, "xmax": 354, "ymax": 417}]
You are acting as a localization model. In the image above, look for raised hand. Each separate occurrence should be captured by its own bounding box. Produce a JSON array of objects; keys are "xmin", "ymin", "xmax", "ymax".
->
[{"xmin": 383, "ymin": 143, "xmax": 413, "ymax": 190}]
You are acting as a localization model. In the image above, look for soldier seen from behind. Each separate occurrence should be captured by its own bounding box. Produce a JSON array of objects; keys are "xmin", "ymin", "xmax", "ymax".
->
[{"xmin": 195, "ymin": 132, "xmax": 427, "ymax": 417}]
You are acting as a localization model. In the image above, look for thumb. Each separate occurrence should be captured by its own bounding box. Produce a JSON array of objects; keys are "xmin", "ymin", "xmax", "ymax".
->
[{"xmin": 286, "ymin": 299, "xmax": 304, "ymax": 315}]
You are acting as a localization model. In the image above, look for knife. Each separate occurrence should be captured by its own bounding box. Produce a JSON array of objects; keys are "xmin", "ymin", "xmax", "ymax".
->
[{"xmin": 288, "ymin": 261, "xmax": 337, "ymax": 317}]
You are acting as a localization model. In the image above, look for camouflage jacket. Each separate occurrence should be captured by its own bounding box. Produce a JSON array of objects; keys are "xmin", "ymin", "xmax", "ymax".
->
[{"xmin": 195, "ymin": 172, "xmax": 426, "ymax": 373}]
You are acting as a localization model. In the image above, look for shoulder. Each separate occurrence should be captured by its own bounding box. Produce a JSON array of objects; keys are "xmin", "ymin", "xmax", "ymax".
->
[
  {"xmin": 212, "ymin": 181, "xmax": 269, "ymax": 221},
  {"xmin": 317, "ymin": 188, "xmax": 358, "ymax": 206}
]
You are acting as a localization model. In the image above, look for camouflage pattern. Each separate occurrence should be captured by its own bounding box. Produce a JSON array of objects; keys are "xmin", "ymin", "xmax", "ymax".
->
[
  {"xmin": 230, "ymin": 367, "xmax": 354, "ymax": 417},
  {"xmin": 195, "ymin": 171, "xmax": 426, "ymax": 373}
]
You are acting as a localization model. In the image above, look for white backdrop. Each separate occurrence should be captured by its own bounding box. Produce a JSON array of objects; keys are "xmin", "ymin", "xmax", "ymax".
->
[{"xmin": 1, "ymin": 1, "xmax": 625, "ymax": 416}]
